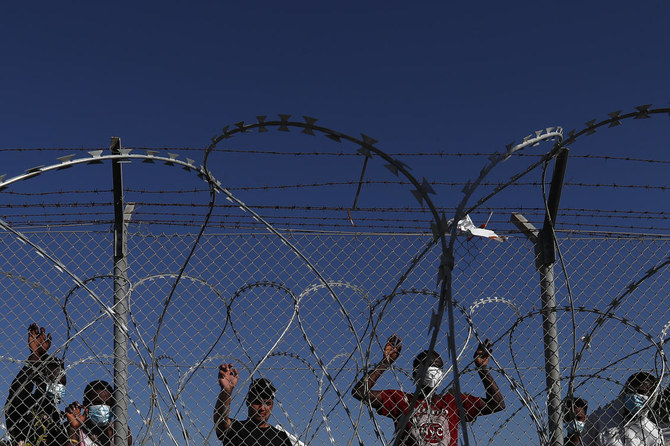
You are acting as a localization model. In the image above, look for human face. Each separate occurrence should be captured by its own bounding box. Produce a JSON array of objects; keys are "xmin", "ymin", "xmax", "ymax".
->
[
  {"xmin": 413, "ymin": 355, "xmax": 444, "ymax": 375},
  {"xmin": 413, "ymin": 355, "xmax": 444, "ymax": 389},
  {"xmin": 87, "ymin": 388, "xmax": 112, "ymax": 407},
  {"xmin": 634, "ymin": 379, "xmax": 655, "ymax": 397},
  {"xmin": 86, "ymin": 388, "xmax": 113, "ymax": 427},
  {"xmin": 45, "ymin": 363, "xmax": 66, "ymax": 386},
  {"xmin": 573, "ymin": 406, "xmax": 587, "ymax": 422},
  {"xmin": 247, "ymin": 398, "xmax": 273, "ymax": 425}
]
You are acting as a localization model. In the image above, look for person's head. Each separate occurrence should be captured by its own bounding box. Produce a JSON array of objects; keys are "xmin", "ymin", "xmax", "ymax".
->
[
  {"xmin": 622, "ymin": 372, "xmax": 658, "ymax": 414},
  {"xmin": 246, "ymin": 378, "xmax": 276, "ymax": 425},
  {"xmin": 624, "ymin": 372, "xmax": 657, "ymax": 396},
  {"xmin": 563, "ymin": 396, "xmax": 588, "ymax": 442},
  {"xmin": 563, "ymin": 397, "xmax": 588, "ymax": 423},
  {"xmin": 412, "ymin": 350, "xmax": 444, "ymax": 390},
  {"xmin": 38, "ymin": 356, "xmax": 67, "ymax": 403},
  {"xmin": 43, "ymin": 356, "xmax": 66, "ymax": 385},
  {"xmin": 83, "ymin": 380, "xmax": 114, "ymax": 428}
]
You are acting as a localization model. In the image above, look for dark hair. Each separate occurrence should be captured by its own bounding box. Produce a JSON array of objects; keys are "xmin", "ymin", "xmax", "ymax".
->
[
  {"xmin": 624, "ymin": 372, "xmax": 657, "ymax": 394},
  {"xmin": 83, "ymin": 380, "xmax": 114, "ymax": 406},
  {"xmin": 43, "ymin": 355, "xmax": 64, "ymax": 372},
  {"xmin": 36, "ymin": 355, "xmax": 65, "ymax": 383},
  {"xmin": 413, "ymin": 350, "xmax": 442, "ymax": 370},
  {"xmin": 563, "ymin": 396, "xmax": 588, "ymax": 420},
  {"xmin": 246, "ymin": 378, "xmax": 276, "ymax": 402}
]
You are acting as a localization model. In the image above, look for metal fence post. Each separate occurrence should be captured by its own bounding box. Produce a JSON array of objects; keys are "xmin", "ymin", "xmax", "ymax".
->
[
  {"xmin": 538, "ymin": 253, "xmax": 563, "ymax": 446},
  {"xmin": 111, "ymin": 137, "xmax": 130, "ymax": 446},
  {"xmin": 512, "ymin": 212, "xmax": 564, "ymax": 446}
]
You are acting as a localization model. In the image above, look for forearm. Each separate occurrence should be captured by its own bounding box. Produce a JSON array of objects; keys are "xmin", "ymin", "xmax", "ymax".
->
[
  {"xmin": 352, "ymin": 359, "xmax": 391, "ymax": 401},
  {"xmin": 68, "ymin": 426, "xmax": 80, "ymax": 443},
  {"xmin": 478, "ymin": 367, "xmax": 505, "ymax": 412},
  {"xmin": 213, "ymin": 389, "xmax": 233, "ymax": 437}
]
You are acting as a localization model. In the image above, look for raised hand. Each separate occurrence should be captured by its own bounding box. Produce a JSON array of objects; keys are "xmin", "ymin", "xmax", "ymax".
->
[
  {"xmin": 65, "ymin": 401, "xmax": 86, "ymax": 431},
  {"xmin": 383, "ymin": 334, "xmax": 402, "ymax": 364},
  {"xmin": 474, "ymin": 338, "xmax": 493, "ymax": 369},
  {"xmin": 28, "ymin": 323, "xmax": 52, "ymax": 360},
  {"xmin": 218, "ymin": 363, "xmax": 239, "ymax": 392}
]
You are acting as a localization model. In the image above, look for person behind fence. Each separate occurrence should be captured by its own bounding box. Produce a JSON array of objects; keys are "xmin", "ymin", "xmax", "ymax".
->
[
  {"xmin": 352, "ymin": 334, "xmax": 505, "ymax": 446},
  {"xmin": 563, "ymin": 396, "xmax": 588, "ymax": 446},
  {"xmin": 582, "ymin": 371, "xmax": 662, "ymax": 446},
  {"xmin": 213, "ymin": 363, "xmax": 292, "ymax": 446},
  {"xmin": 4, "ymin": 323, "xmax": 69, "ymax": 446},
  {"xmin": 64, "ymin": 379, "xmax": 132, "ymax": 446},
  {"xmin": 651, "ymin": 385, "xmax": 670, "ymax": 445}
]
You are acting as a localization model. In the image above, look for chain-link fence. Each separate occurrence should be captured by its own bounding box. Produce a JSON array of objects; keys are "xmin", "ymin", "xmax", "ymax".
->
[
  {"xmin": 0, "ymin": 227, "xmax": 667, "ymax": 445},
  {"xmin": 0, "ymin": 109, "xmax": 669, "ymax": 445}
]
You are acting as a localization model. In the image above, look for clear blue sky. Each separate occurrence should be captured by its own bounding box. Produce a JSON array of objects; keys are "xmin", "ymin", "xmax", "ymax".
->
[
  {"xmin": 2, "ymin": 1, "xmax": 668, "ymax": 232},
  {"xmin": 2, "ymin": 1, "xmax": 669, "ymax": 149}
]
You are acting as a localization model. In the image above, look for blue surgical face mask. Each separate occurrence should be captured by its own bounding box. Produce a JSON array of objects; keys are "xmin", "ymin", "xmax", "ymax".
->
[
  {"xmin": 88, "ymin": 404, "xmax": 113, "ymax": 426},
  {"xmin": 46, "ymin": 382, "xmax": 66, "ymax": 403},
  {"xmin": 564, "ymin": 420, "xmax": 585, "ymax": 435},
  {"xmin": 623, "ymin": 393, "xmax": 649, "ymax": 412}
]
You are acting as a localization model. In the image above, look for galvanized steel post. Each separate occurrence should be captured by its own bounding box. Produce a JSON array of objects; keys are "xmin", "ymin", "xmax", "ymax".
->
[{"xmin": 111, "ymin": 137, "xmax": 130, "ymax": 446}]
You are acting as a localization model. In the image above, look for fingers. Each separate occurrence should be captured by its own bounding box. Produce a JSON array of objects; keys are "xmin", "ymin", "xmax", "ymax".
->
[
  {"xmin": 28, "ymin": 324, "xmax": 50, "ymax": 342},
  {"xmin": 386, "ymin": 334, "xmax": 402, "ymax": 354},
  {"xmin": 65, "ymin": 402, "xmax": 86, "ymax": 426},
  {"xmin": 383, "ymin": 334, "xmax": 402, "ymax": 363},
  {"xmin": 65, "ymin": 401, "xmax": 82, "ymax": 414},
  {"xmin": 28, "ymin": 324, "xmax": 46, "ymax": 337},
  {"xmin": 219, "ymin": 363, "xmax": 237, "ymax": 373},
  {"xmin": 218, "ymin": 363, "xmax": 238, "ymax": 391},
  {"xmin": 218, "ymin": 363, "xmax": 239, "ymax": 379},
  {"xmin": 28, "ymin": 324, "xmax": 38, "ymax": 342},
  {"xmin": 28, "ymin": 324, "xmax": 51, "ymax": 357},
  {"xmin": 387, "ymin": 334, "xmax": 402, "ymax": 346},
  {"xmin": 475, "ymin": 338, "xmax": 493, "ymax": 366},
  {"xmin": 478, "ymin": 338, "xmax": 492, "ymax": 350}
]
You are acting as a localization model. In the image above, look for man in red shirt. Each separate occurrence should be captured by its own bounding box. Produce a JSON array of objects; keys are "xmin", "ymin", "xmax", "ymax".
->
[{"xmin": 352, "ymin": 335, "xmax": 505, "ymax": 446}]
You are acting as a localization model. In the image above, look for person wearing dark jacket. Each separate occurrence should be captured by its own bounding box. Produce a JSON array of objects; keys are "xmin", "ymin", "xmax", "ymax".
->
[
  {"xmin": 213, "ymin": 364, "xmax": 292, "ymax": 446},
  {"xmin": 4, "ymin": 323, "xmax": 68, "ymax": 446}
]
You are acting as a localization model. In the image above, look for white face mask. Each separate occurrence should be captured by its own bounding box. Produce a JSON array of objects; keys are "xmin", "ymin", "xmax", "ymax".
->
[
  {"xmin": 45, "ymin": 382, "xmax": 66, "ymax": 403},
  {"xmin": 414, "ymin": 366, "xmax": 444, "ymax": 389}
]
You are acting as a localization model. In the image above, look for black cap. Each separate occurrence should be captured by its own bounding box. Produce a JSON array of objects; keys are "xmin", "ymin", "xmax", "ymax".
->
[{"xmin": 247, "ymin": 378, "xmax": 276, "ymax": 402}]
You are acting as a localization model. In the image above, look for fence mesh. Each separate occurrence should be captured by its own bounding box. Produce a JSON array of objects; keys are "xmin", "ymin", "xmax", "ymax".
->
[
  {"xmin": 0, "ymin": 229, "xmax": 667, "ymax": 445},
  {"xmin": 0, "ymin": 109, "xmax": 669, "ymax": 445}
]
